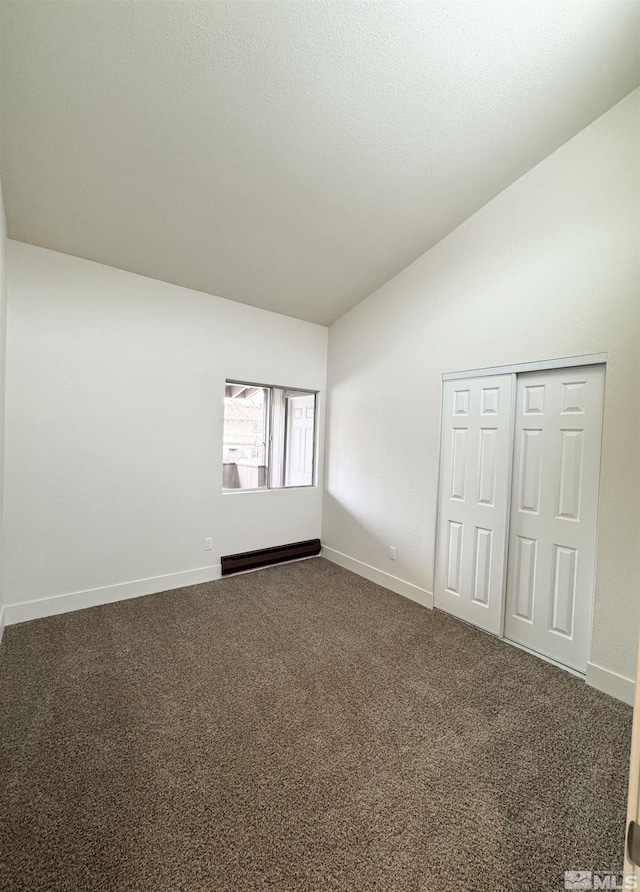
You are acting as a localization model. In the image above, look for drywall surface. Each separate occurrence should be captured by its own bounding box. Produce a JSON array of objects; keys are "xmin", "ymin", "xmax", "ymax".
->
[
  {"xmin": 323, "ymin": 90, "xmax": 640, "ymax": 681},
  {"xmin": 3, "ymin": 243, "xmax": 327, "ymax": 607},
  {"xmin": 0, "ymin": 180, "xmax": 7, "ymax": 628}
]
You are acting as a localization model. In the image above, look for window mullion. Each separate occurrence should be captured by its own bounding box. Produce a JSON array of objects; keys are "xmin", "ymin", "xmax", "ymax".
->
[{"xmin": 267, "ymin": 386, "xmax": 274, "ymax": 489}]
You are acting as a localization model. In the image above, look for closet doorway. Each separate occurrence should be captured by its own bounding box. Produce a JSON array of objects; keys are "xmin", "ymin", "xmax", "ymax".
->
[{"xmin": 434, "ymin": 358, "xmax": 605, "ymax": 674}]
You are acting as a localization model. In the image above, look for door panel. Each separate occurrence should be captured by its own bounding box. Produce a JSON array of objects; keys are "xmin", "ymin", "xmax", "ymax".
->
[
  {"xmin": 513, "ymin": 535, "xmax": 536, "ymax": 622},
  {"xmin": 503, "ymin": 365, "xmax": 604, "ymax": 672},
  {"xmin": 435, "ymin": 375, "xmax": 515, "ymax": 635},
  {"xmin": 472, "ymin": 527, "xmax": 492, "ymax": 604}
]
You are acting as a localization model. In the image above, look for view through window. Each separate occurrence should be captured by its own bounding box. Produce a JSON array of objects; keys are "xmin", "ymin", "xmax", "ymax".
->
[{"xmin": 222, "ymin": 381, "xmax": 317, "ymax": 490}]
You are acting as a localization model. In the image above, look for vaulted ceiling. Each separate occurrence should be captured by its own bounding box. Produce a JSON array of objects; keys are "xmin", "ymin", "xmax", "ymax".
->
[{"xmin": 1, "ymin": 1, "xmax": 638, "ymax": 325}]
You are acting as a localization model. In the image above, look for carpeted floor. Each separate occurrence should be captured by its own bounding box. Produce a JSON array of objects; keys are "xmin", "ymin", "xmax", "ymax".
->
[{"xmin": 0, "ymin": 558, "xmax": 632, "ymax": 891}]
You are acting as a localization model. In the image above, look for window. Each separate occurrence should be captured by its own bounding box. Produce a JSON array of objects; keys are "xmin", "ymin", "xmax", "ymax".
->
[{"xmin": 222, "ymin": 381, "xmax": 317, "ymax": 490}]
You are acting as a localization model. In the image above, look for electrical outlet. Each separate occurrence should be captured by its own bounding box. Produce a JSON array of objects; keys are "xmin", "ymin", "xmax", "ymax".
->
[
  {"xmin": 389, "ymin": 546, "xmax": 397, "ymax": 561},
  {"xmin": 204, "ymin": 538, "xmax": 213, "ymax": 551}
]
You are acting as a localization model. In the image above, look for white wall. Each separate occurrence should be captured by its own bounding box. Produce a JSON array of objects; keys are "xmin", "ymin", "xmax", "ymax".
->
[
  {"xmin": 323, "ymin": 90, "xmax": 640, "ymax": 685},
  {"xmin": 3, "ymin": 243, "xmax": 327, "ymax": 616},
  {"xmin": 0, "ymin": 180, "xmax": 7, "ymax": 637}
]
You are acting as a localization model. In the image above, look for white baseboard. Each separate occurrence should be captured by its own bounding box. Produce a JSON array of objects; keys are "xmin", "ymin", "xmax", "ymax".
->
[
  {"xmin": 4, "ymin": 564, "xmax": 223, "ymax": 626},
  {"xmin": 321, "ymin": 546, "xmax": 433, "ymax": 609},
  {"xmin": 586, "ymin": 661, "xmax": 635, "ymax": 706},
  {"xmin": 0, "ymin": 607, "xmax": 5, "ymax": 645}
]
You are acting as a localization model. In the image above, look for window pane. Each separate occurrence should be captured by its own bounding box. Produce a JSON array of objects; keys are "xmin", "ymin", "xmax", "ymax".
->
[
  {"xmin": 222, "ymin": 384, "xmax": 269, "ymax": 489},
  {"xmin": 284, "ymin": 393, "xmax": 315, "ymax": 486},
  {"xmin": 281, "ymin": 390, "xmax": 316, "ymax": 487}
]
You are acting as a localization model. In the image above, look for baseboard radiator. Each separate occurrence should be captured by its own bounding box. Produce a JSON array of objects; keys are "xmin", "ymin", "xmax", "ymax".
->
[{"xmin": 221, "ymin": 538, "xmax": 321, "ymax": 576}]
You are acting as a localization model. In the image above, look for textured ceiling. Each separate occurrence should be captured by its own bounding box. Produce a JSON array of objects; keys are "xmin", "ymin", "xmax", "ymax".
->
[{"xmin": 1, "ymin": 1, "xmax": 639, "ymax": 325}]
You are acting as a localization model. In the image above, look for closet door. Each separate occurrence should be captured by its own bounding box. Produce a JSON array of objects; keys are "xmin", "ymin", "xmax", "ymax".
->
[
  {"xmin": 435, "ymin": 375, "xmax": 515, "ymax": 635},
  {"xmin": 504, "ymin": 366, "xmax": 605, "ymax": 672}
]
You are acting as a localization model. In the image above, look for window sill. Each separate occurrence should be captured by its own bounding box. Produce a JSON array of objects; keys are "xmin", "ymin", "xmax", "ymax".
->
[{"xmin": 222, "ymin": 485, "xmax": 317, "ymax": 494}]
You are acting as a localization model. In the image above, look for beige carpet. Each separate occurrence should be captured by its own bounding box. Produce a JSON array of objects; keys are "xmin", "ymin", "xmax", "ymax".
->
[{"xmin": 0, "ymin": 558, "xmax": 632, "ymax": 891}]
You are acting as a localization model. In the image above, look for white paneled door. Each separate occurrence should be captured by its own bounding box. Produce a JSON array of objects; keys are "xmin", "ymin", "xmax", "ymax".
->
[
  {"xmin": 504, "ymin": 366, "xmax": 605, "ymax": 672},
  {"xmin": 434, "ymin": 375, "xmax": 515, "ymax": 635},
  {"xmin": 285, "ymin": 394, "xmax": 315, "ymax": 487}
]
